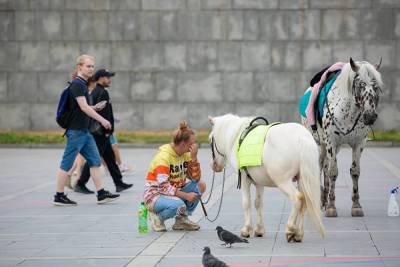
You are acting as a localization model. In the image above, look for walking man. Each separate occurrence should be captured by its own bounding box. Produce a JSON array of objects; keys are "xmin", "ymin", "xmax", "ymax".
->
[
  {"xmin": 75, "ymin": 69, "xmax": 133, "ymax": 193},
  {"xmin": 53, "ymin": 55, "xmax": 120, "ymax": 206}
]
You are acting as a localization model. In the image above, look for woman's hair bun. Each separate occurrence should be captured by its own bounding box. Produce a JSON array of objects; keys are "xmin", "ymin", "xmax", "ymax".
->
[{"xmin": 179, "ymin": 121, "xmax": 188, "ymax": 131}]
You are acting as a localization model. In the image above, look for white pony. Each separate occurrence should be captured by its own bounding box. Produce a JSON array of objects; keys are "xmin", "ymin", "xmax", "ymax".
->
[{"xmin": 208, "ymin": 114, "xmax": 325, "ymax": 242}]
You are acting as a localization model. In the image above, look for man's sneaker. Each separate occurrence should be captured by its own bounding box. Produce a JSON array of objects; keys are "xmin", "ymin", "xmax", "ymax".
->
[
  {"xmin": 74, "ymin": 184, "xmax": 94, "ymax": 194},
  {"xmin": 53, "ymin": 194, "xmax": 77, "ymax": 206},
  {"xmin": 149, "ymin": 211, "xmax": 166, "ymax": 232},
  {"xmin": 172, "ymin": 215, "xmax": 200, "ymax": 231},
  {"xmin": 116, "ymin": 182, "xmax": 133, "ymax": 192},
  {"xmin": 97, "ymin": 190, "xmax": 120, "ymax": 204}
]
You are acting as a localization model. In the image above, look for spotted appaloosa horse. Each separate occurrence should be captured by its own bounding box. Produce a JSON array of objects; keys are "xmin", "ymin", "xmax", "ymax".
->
[{"xmin": 302, "ymin": 58, "xmax": 383, "ymax": 217}]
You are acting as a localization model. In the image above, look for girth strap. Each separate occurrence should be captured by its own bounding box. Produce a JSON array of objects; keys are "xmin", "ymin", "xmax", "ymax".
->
[{"xmin": 237, "ymin": 168, "xmax": 256, "ymax": 189}]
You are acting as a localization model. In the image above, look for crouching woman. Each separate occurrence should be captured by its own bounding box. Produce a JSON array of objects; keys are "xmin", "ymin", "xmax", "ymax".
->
[{"xmin": 143, "ymin": 121, "xmax": 206, "ymax": 232}]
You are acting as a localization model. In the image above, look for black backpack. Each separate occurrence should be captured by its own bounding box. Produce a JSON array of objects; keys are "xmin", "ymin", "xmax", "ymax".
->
[{"xmin": 55, "ymin": 79, "xmax": 86, "ymax": 129}]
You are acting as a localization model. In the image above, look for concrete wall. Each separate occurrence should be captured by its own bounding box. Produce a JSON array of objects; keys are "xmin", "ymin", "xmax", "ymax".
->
[{"xmin": 0, "ymin": 0, "xmax": 399, "ymax": 130}]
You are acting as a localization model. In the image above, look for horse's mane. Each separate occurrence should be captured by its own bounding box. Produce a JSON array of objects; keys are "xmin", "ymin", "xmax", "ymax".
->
[
  {"xmin": 212, "ymin": 114, "xmax": 252, "ymax": 152},
  {"xmin": 335, "ymin": 61, "xmax": 383, "ymax": 97}
]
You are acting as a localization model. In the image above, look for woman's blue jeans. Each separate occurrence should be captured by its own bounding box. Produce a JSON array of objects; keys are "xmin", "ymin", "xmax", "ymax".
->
[{"xmin": 153, "ymin": 180, "xmax": 201, "ymax": 221}]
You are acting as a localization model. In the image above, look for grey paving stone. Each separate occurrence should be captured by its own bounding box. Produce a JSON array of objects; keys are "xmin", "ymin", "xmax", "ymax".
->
[
  {"xmin": 0, "ymin": 148, "xmax": 400, "ymax": 267},
  {"xmin": 17, "ymin": 259, "xmax": 131, "ymax": 267},
  {"xmin": 0, "ymin": 260, "xmax": 24, "ymax": 267}
]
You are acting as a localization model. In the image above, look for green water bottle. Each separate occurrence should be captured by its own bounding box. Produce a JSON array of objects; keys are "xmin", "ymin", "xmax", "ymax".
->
[{"xmin": 138, "ymin": 201, "xmax": 148, "ymax": 233}]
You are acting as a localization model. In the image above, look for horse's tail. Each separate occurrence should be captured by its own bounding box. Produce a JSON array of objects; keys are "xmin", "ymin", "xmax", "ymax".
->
[{"xmin": 298, "ymin": 136, "xmax": 325, "ymax": 238}]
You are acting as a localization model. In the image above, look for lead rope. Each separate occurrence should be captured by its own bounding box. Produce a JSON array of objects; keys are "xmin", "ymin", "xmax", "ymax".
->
[
  {"xmin": 200, "ymin": 168, "xmax": 226, "ymax": 222},
  {"xmin": 201, "ymin": 171, "xmax": 216, "ymax": 205},
  {"xmin": 369, "ymin": 126, "xmax": 376, "ymax": 140}
]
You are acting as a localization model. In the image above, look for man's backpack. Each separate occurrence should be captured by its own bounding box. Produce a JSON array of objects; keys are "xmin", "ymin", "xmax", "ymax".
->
[{"xmin": 56, "ymin": 79, "xmax": 86, "ymax": 129}]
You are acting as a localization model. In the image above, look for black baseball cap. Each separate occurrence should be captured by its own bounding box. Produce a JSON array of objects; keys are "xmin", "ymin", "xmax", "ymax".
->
[{"xmin": 94, "ymin": 69, "xmax": 115, "ymax": 81}]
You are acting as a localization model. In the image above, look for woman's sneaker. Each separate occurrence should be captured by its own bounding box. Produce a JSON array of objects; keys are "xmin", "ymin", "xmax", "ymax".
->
[
  {"xmin": 149, "ymin": 212, "xmax": 166, "ymax": 232},
  {"xmin": 97, "ymin": 190, "xmax": 120, "ymax": 204},
  {"xmin": 53, "ymin": 194, "xmax": 77, "ymax": 206},
  {"xmin": 172, "ymin": 215, "xmax": 200, "ymax": 231}
]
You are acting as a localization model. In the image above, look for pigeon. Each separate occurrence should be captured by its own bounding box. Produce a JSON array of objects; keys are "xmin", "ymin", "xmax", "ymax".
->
[
  {"xmin": 216, "ymin": 226, "xmax": 249, "ymax": 248},
  {"xmin": 202, "ymin": 246, "xmax": 229, "ymax": 267}
]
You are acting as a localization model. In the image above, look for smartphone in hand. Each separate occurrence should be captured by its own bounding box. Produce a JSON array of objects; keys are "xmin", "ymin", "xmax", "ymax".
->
[{"xmin": 94, "ymin": 100, "xmax": 107, "ymax": 111}]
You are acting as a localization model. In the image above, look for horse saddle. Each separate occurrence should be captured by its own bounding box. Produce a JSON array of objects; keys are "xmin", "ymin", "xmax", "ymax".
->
[
  {"xmin": 298, "ymin": 70, "xmax": 341, "ymax": 127},
  {"xmin": 236, "ymin": 118, "xmax": 280, "ymax": 189}
]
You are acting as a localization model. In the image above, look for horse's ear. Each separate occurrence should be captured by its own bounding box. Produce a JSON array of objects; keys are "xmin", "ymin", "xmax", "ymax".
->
[
  {"xmin": 350, "ymin": 57, "xmax": 359, "ymax": 72},
  {"xmin": 208, "ymin": 116, "xmax": 214, "ymax": 126},
  {"xmin": 374, "ymin": 57, "xmax": 382, "ymax": 70}
]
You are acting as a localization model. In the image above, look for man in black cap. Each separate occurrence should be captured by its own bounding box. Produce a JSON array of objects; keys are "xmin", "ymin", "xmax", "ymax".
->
[{"xmin": 75, "ymin": 69, "xmax": 133, "ymax": 193}]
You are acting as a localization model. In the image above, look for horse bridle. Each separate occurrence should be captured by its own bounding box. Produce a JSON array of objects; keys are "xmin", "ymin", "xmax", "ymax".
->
[
  {"xmin": 325, "ymin": 73, "xmax": 363, "ymax": 136},
  {"xmin": 198, "ymin": 135, "xmax": 227, "ymax": 222},
  {"xmin": 210, "ymin": 136, "xmax": 226, "ymax": 160}
]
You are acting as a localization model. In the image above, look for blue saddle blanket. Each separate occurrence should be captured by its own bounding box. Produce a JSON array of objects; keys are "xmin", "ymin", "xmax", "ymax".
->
[{"xmin": 298, "ymin": 71, "xmax": 341, "ymax": 119}]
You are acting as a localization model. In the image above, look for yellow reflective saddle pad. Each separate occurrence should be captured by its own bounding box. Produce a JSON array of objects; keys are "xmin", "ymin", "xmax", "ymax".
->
[{"xmin": 236, "ymin": 122, "xmax": 280, "ymax": 169}]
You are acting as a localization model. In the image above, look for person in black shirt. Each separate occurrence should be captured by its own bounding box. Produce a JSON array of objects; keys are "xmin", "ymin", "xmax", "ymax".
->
[
  {"xmin": 75, "ymin": 69, "xmax": 133, "ymax": 193},
  {"xmin": 53, "ymin": 55, "xmax": 120, "ymax": 206}
]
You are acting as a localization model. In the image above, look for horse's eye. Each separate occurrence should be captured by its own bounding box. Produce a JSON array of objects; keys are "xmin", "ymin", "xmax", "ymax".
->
[{"xmin": 361, "ymin": 82, "xmax": 366, "ymax": 87}]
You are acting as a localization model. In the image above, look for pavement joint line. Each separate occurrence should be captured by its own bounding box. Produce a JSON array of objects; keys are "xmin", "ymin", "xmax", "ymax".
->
[
  {"xmin": 2, "ymin": 229, "xmax": 400, "ymax": 238},
  {"xmin": 0, "ymin": 214, "xmax": 136, "ymax": 218},
  {"xmin": 365, "ymin": 222, "xmax": 381, "ymax": 256},
  {"xmin": 0, "ymin": 211, "xmax": 293, "ymax": 219},
  {"xmin": 0, "ymin": 232, "xmax": 149, "ymax": 236},
  {"xmin": 367, "ymin": 150, "xmax": 400, "ymax": 180},
  {"xmin": 0, "ymin": 256, "xmax": 135, "ymax": 261},
  {"xmin": 0, "ymin": 180, "xmax": 54, "ymax": 203},
  {"xmin": 125, "ymin": 172, "xmax": 237, "ymax": 267},
  {"xmin": 2, "ymin": 255, "xmax": 399, "ymax": 261},
  {"xmin": 269, "ymin": 197, "xmax": 287, "ymax": 266},
  {"xmin": 164, "ymin": 254, "xmax": 323, "ymax": 258}
]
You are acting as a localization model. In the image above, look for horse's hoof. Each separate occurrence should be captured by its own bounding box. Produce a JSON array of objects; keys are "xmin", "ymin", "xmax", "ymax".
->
[
  {"xmin": 240, "ymin": 226, "xmax": 252, "ymax": 238},
  {"xmin": 254, "ymin": 226, "xmax": 264, "ymax": 237},
  {"xmin": 325, "ymin": 208, "xmax": 337, "ymax": 217},
  {"xmin": 351, "ymin": 208, "xmax": 364, "ymax": 217},
  {"xmin": 254, "ymin": 231, "xmax": 264, "ymax": 237},
  {"xmin": 294, "ymin": 232, "xmax": 304, "ymax": 242},
  {"xmin": 294, "ymin": 236, "xmax": 303, "ymax": 242},
  {"xmin": 286, "ymin": 232, "xmax": 296, "ymax": 243},
  {"xmin": 241, "ymin": 232, "xmax": 250, "ymax": 238}
]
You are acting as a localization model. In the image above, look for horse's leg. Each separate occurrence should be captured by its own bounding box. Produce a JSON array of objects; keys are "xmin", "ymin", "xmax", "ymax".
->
[
  {"xmin": 254, "ymin": 184, "xmax": 265, "ymax": 237},
  {"xmin": 240, "ymin": 175, "xmax": 253, "ymax": 238},
  {"xmin": 325, "ymin": 142, "xmax": 338, "ymax": 217},
  {"xmin": 320, "ymin": 144, "xmax": 329, "ymax": 209},
  {"xmin": 294, "ymin": 182, "xmax": 306, "ymax": 242},
  {"xmin": 350, "ymin": 144, "xmax": 364, "ymax": 217},
  {"xmin": 278, "ymin": 181, "xmax": 303, "ymax": 242}
]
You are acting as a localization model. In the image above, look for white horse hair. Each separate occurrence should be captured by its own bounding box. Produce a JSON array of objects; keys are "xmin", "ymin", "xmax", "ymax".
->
[
  {"xmin": 209, "ymin": 114, "xmax": 325, "ymax": 242},
  {"xmin": 335, "ymin": 61, "xmax": 383, "ymax": 97}
]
